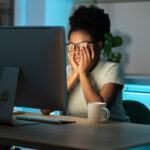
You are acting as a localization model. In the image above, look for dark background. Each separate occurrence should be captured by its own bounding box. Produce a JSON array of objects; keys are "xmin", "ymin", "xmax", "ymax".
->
[{"xmin": 0, "ymin": 0, "xmax": 14, "ymax": 25}]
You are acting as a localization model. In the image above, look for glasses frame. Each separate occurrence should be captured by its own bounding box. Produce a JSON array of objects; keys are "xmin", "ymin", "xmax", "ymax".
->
[{"xmin": 65, "ymin": 41, "xmax": 97, "ymax": 51}]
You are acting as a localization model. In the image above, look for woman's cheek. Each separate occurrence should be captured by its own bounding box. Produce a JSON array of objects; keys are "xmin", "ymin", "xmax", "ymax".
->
[{"xmin": 74, "ymin": 54, "xmax": 80, "ymax": 64}]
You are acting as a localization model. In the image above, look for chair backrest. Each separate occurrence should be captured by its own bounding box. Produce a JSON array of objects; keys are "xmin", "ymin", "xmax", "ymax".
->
[{"xmin": 123, "ymin": 100, "xmax": 150, "ymax": 124}]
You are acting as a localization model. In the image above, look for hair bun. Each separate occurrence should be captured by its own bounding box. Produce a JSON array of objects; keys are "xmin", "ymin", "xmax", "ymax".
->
[
  {"xmin": 68, "ymin": 5, "xmax": 110, "ymax": 42},
  {"xmin": 69, "ymin": 5, "xmax": 110, "ymax": 33}
]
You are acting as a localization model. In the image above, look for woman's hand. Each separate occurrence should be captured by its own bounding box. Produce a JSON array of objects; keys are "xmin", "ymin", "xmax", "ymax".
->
[
  {"xmin": 78, "ymin": 45, "xmax": 95, "ymax": 75},
  {"xmin": 68, "ymin": 48, "xmax": 78, "ymax": 73},
  {"xmin": 40, "ymin": 109, "xmax": 51, "ymax": 115}
]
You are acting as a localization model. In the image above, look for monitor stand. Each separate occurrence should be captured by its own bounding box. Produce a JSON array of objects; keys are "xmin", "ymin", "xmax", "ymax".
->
[{"xmin": 0, "ymin": 67, "xmax": 37, "ymax": 126}]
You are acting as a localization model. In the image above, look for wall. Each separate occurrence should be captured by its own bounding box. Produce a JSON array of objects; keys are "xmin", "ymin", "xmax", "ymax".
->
[
  {"xmin": 14, "ymin": 0, "xmax": 73, "ymax": 33},
  {"xmin": 14, "ymin": 1, "xmax": 150, "ymax": 75},
  {"xmin": 14, "ymin": 0, "xmax": 26, "ymax": 25},
  {"xmin": 75, "ymin": 2, "xmax": 150, "ymax": 75}
]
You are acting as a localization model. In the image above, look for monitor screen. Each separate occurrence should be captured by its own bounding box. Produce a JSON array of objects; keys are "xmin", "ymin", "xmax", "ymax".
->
[{"xmin": 0, "ymin": 27, "xmax": 67, "ymax": 112}]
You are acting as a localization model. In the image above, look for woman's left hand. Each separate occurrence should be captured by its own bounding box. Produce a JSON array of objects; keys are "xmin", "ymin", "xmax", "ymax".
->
[{"xmin": 78, "ymin": 45, "xmax": 95, "ymax": 74}]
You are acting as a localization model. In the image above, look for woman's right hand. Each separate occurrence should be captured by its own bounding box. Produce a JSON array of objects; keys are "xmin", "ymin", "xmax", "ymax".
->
[
  {"xmin": 68, "ymin": 48, "xmax": 78, "ymax": 73},
  {"xmin": 40, "ymin": 109, "xmax": 51, "ymax": 115}
]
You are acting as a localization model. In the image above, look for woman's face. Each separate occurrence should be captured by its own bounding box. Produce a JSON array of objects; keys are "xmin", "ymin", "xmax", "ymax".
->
[{"xmin": 68, "ymin": 30, "xmax": 100, "ymax": 64}]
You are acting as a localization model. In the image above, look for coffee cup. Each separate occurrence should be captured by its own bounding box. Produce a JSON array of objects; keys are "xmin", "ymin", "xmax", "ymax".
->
[{"xmin": 88, "ymin": 102, "xmax": 110, "ymax": 123}]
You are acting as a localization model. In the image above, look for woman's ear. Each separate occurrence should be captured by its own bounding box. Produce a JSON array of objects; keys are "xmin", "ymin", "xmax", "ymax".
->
[
  {"xmin": 97, "ymin": 41, "xmax": 103, "ymax": 50},
  {"xmin": 95, "ymin": 41, "xmax": 103, "ymax": 55}
]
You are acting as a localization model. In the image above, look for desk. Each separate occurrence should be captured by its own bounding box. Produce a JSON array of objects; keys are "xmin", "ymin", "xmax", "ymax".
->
[{"xmin": 0, "ymin": 114, "xmax": 150, "ymax": 150}]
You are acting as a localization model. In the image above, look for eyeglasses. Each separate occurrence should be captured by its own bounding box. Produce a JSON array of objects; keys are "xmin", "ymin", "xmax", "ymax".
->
[{"xmin": 65, "ymin": 41, "xmax": 96, "ymax": 51}]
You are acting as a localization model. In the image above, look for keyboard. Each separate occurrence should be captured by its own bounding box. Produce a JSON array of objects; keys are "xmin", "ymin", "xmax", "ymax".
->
[
  {"xmin": 13, "ymin": 110, "xmax": 26, "ymax": 115},
  {"xmin": 16, "ymin": 115, "xmax": 76, "ymax": 124}
]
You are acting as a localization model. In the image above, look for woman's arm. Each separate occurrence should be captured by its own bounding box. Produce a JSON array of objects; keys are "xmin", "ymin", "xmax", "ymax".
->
[
  {"xmin": 67, "ymin": 46, "xmax": 80, "ymax": 92},
  {"xmin": 78, "ymin": 45, "xmax": 123, "ymax": 107},
  {"xmin": 79, "ymin": 73, "xmax": 103, "ymax": 103},
  {"xmin": 67, "ymin": 71, "xmax": 78, "ymax": 92},
  {"xmin": 78, "ymin": 47, "xmax": 104, "ymax": 103},
  {"xmin": 79, "ymin": 73, "xmax": 122, "ymax": 107},
  {"xmin": 100, "ymin": 83, "xmax": 123, "ymax": 108}
]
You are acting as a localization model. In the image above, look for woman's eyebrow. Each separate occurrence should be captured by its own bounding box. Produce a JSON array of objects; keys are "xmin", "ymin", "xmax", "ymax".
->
[{"xmin": 69, "ymin": 41, "xmax": 92, "ymax": 44}]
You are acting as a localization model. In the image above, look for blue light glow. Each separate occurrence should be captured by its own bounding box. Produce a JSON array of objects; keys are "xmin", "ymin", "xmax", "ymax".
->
[
  {"xmin": 124, "ymin": 84, "xmax": 150, "ymax": 93},
  {"xmin": 14, "ymin": 0, "xmax": 26, "ymax": 25},
  {"xmin": 45, "ymin": 0, "xmax": 73, "ymax": 29},
  {"xmin": 123, "ymin": 84, "xmax": 150, "ymax": 109}
]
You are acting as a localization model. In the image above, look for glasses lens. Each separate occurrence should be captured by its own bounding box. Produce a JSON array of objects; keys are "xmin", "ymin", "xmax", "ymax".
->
[
  {"xmin": 66, "ymin": 43, "xmax": 74, "ymax": 51},
  {"xmin": 66, "ymin": 41, "xmax": 95, "ymax": 51},
  {"xmin": 78, "ymin": 42, "xmax": 89, "ymax": 48}
]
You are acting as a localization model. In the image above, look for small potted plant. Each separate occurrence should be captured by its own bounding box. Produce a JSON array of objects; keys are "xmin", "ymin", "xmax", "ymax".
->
[{"xmin": 102, "ymin": 32, "xmax": 123, "ymax": 63}]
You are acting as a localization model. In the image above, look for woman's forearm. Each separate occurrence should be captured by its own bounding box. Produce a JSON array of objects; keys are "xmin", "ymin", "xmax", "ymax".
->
[
  {"xmin": 67, "ymin": 72, "xmax": 79, "ymax": 92},
  {"xmin": 79, "ymin": 73, "xmax": 103, "ymax": 103}
]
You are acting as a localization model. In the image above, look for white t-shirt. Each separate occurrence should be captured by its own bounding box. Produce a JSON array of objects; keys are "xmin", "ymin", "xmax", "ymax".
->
[{"xmin": 67, "ymin": 60, "xmax": 129, "ymax": 121}]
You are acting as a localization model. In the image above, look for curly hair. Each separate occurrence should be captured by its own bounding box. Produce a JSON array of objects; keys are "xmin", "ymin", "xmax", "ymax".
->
[{"xmin": 68, "ymin": 5, "xmax": 110, "ymax": 43}]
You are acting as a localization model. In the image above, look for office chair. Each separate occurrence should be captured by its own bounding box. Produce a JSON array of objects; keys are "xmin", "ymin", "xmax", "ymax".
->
[{"xmin": 123, "ymin": 100, "xmax": 150, "ymax": 124}]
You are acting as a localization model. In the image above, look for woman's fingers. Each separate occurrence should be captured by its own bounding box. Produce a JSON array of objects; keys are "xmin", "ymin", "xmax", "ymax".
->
[
  {"xmin": 82, "ymin": 46, "xmax": 88, "ymax": 61},
  {"xmin": 85, "ymin": 45, "xmax": 91, "ymax": 61},
  {"xmin": 79, "ymin": 48, "xmax": 83, "ymax": 63},
  {"xmin": 69, "ymin": 47, "xmax": 75, "ymax": 60},
  {"xmin": 80, "ymin": 44, "xmax": 89, "ymax": 61},
  {"xmin": 68, "ymin": 48, "xmax": 78, "ymax": 70},
  {"xmin": 90, "ymin": 45, "xmax": 95, "ymax": 60},
  {"xmin": 68, "ymin": 46, "xmax": 73, "ymax": 57}
]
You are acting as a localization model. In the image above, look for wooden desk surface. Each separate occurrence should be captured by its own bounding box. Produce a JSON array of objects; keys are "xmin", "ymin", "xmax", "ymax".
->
[{"xmin": 0, "ymin": 114, "xmax": 150, "ymax": 150}]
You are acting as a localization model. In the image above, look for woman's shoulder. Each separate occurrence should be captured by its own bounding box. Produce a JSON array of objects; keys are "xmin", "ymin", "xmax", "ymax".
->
[
  {"xmin": 92, "ymin": 59, "xmax": 123, "ymax": 79},
  {"xmin": 100, "ymin": 60, "xmax": 118, "ymax": 68},
  {"xmin": 95, "ymin": 60, "xmax": 119, "ymax": 72},
  {"xmin": 66, "ymin": 64, "xmax": 72, "ymax": 77}
]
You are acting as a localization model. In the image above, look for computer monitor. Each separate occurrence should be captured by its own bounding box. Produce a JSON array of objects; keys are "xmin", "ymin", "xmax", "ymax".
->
[{"xmin": 0, "ymin": 27, "xmax": 67, "ymax": 125}]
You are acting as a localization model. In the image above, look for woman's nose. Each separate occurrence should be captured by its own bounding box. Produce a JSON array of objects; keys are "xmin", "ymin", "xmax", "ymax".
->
[{"xmin": 74, "ymin": 47, "xmax": 80, "ymax": 53}]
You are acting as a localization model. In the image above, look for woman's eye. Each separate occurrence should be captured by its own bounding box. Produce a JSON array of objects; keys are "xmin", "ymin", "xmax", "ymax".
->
[
  {"xmin": 79, "ymin": 43, "xmax": 84, "ymax": 48},
  {"xmin": 79, "ymin": 42, "xmax": 88, "ymax": 48},
  {"xmin": 70, "ymin": 44, "xmax": 74, "ymax": 49},
  {"xmin": 83, "ymin": 42, "xmax": 88, "ymax": 47}
]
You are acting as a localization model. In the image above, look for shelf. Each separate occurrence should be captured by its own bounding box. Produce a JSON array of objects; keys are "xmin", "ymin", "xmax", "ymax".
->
[
  {"xmin": 75, "ymin": 0, "xmax": 150, "ymax": 3},
  {"xmin": 125, "ymin": 75, "xmax": 150, "ymax": 85}
]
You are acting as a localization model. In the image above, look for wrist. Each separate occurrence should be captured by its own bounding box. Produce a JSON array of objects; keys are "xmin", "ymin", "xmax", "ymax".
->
[
  {"xmin": 79, "ymin": 72, "xmax": 88, "ymax": 77},
  {"xmin": 73, "ymin": 71, "xmax": 79, "ymax": 76},
  {"xmin": 72, "ymin": 71, "xmax": 79, "ymax": 81}
]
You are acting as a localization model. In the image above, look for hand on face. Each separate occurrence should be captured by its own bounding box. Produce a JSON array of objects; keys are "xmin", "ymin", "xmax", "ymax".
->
[
  {"xmin": 78, "ymin": 44, "xmax": 96, "ymax": 74},
  {"xmin": 68, "ymin": 43, "xmax": 96, "ymax": 74},
  {"xmin": 68, "ymin": 46, "xmax": 78, "ymax": 72}
]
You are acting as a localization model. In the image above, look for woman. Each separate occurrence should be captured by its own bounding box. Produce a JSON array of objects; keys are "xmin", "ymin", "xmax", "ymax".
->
[{"xmin": 66, "ymin": 5, "xmax": 129, "ymax": 121}]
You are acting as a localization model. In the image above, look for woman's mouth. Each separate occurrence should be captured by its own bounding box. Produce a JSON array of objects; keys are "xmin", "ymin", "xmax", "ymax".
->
[{"xmin": 74, "ymin": 56, "xmax": 80, "ymax": 64}]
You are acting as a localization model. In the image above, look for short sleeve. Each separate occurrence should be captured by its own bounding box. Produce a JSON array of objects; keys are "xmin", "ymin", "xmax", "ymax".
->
[
  {"xmin": 66, "ymin": 65, "xmax": 72, "ymax": 78},
  {"xmin": 102, "ymin": 64, "xmax": 124, "ymax": 86}
]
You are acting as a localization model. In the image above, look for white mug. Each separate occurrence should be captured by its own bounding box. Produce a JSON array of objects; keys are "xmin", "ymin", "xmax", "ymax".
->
[{"xmin": 88, "ymin": 102, "xmax": 110, "ymax": 123}]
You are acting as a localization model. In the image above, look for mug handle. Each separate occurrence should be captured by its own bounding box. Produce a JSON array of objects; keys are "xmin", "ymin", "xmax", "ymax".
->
[{"xmin": 102, "ymin": 107, "xmax": 110, "ymax": 121}]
